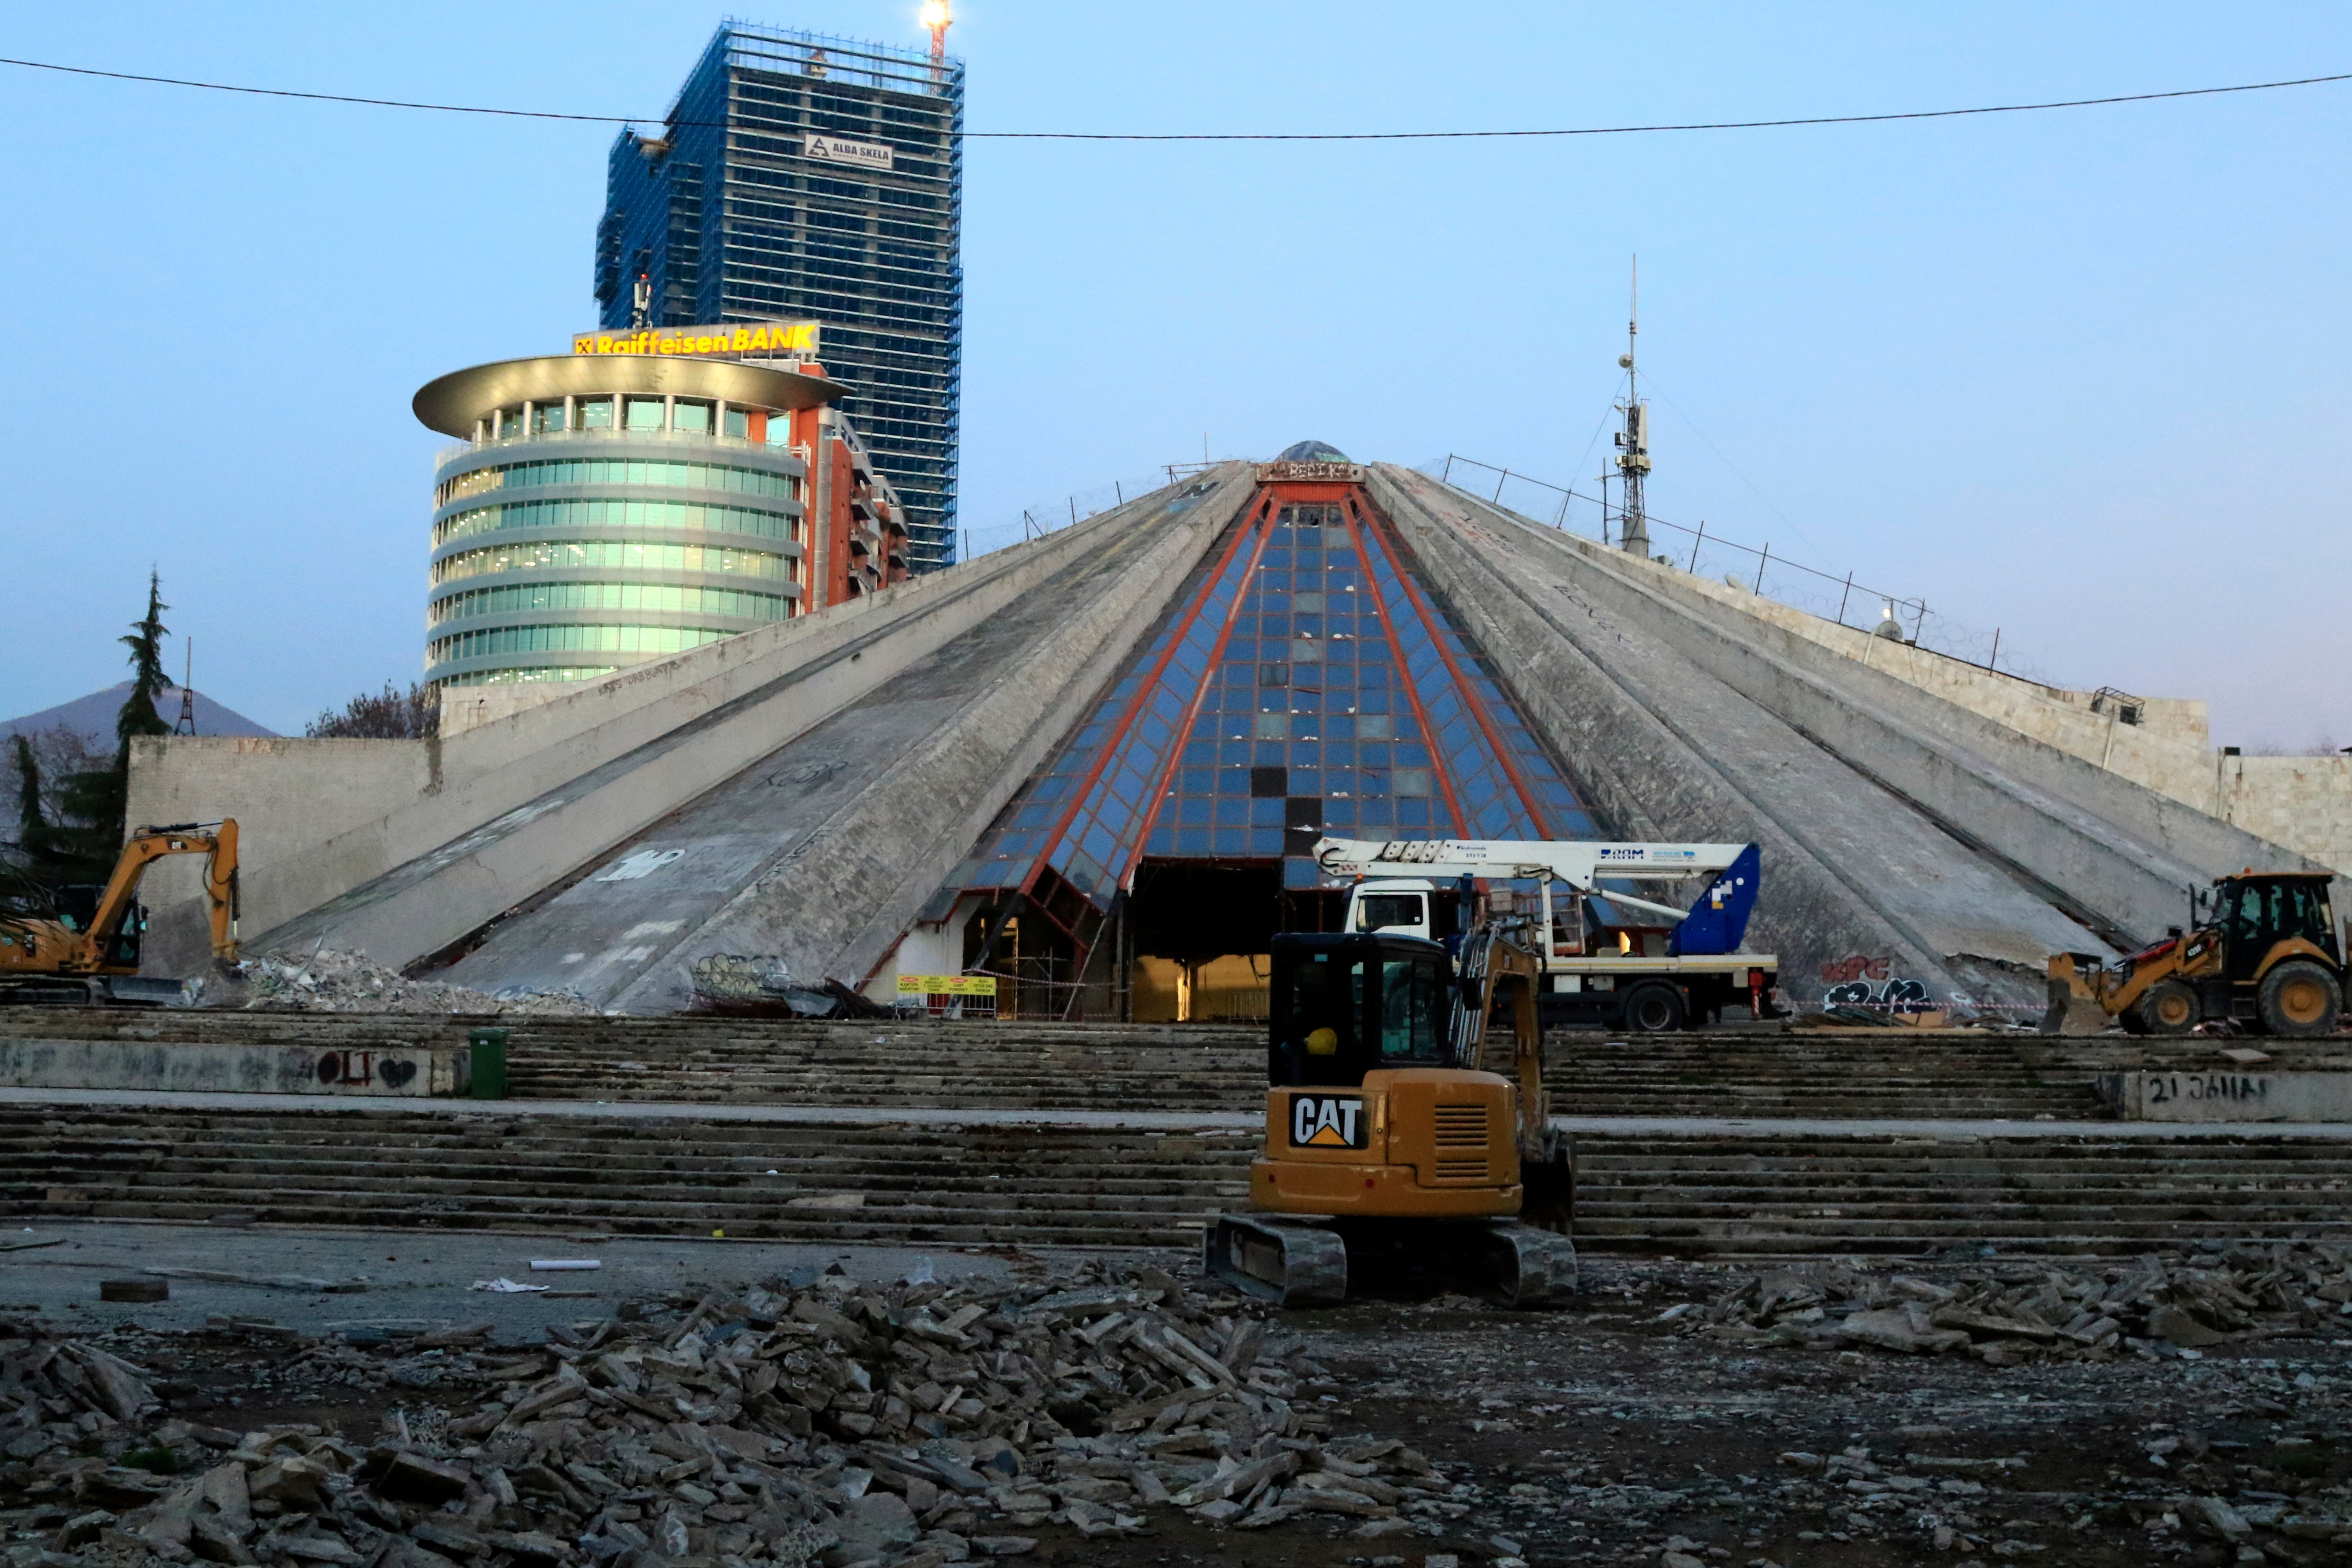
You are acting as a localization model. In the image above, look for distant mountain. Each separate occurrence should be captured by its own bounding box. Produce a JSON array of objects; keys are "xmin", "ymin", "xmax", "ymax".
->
[{"xmin": 1, "ymin": 683, "xmax": 278, "ymax": 748}]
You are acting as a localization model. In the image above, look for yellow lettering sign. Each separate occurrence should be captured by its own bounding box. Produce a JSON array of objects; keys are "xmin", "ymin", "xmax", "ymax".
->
[
  {"xmin": 894, "ymin": 974, "xmax": 998, "ymax": 997},
  {"xmin": 570, "ymin": 320, "xmax": 824, "ymax": 358}
]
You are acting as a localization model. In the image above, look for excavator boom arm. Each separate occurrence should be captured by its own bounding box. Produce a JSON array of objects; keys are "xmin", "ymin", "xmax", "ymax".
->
[{"xmin": 82, "ymin": 820, "xmax": 241, "ymax": 964}]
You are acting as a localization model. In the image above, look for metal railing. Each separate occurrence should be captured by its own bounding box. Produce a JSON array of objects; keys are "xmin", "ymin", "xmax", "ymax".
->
[{"xmin": 1434, "ymin": 454, "xmax": 2038, "ymax": 680}]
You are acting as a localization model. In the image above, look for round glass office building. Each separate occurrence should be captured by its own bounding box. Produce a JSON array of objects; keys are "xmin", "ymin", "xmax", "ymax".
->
[{"xmin": 413, "ymin": 354, "xmax": 843, "ymax": 687}]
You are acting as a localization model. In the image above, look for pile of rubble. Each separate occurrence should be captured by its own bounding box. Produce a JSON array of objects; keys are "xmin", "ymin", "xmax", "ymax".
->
[
  {"xmin": 233, "ymin": 949, "xmax": 594, "ymax": 1017},
  {"xmin": 1671, "ymin": 1240, "xmax": 2349, "ymax": 1363},
  {"xmin": 2, "ymin": 1261, "xmax": 1461, "ymax": 1566}
]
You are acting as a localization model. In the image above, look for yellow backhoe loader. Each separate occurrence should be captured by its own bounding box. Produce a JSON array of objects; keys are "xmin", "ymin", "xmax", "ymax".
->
[
  {"xmin": 1204, "ymin": 919, "xmax": 1577, "ymax": 1308},
  {"xmin": 0, "ymin": 821, "xmax": 240, "ymax": 1003},
  {"xmin": 2045, "ymin": 870, "xmax": 2343, "ymax": 1038}
]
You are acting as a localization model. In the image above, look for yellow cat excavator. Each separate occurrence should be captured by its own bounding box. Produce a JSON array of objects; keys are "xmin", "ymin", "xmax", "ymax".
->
[
  {"xmin": 0, "ymin": 821, "xmax": 240, "ymax": 1002},
  {"xmin": 1204, "ymin": 919, "xmax": 1577, "ymax": 1308}
]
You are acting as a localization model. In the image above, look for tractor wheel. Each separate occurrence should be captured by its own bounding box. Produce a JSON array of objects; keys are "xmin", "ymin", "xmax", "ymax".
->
[
  {"xmin": 1620, "ymin": 983, "xmax": 1685, "ymax": 1034},
  {"xmin": 2258, "ymin": 961, "xmax": 2343, "ymax": 1038},
  {"xmin": 2137, "ymin": 979, "xmax": 2201, "ymax": 1036}
]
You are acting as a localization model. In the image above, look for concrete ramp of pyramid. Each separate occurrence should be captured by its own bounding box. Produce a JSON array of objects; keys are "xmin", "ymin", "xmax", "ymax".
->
[
  {"xmin": 227, "ymin": 467, "xmax": 1262, "ymax": 991},
  {"xmin": 200, "ymin": 450, "xmax": 2312, "ymax": 1020}
]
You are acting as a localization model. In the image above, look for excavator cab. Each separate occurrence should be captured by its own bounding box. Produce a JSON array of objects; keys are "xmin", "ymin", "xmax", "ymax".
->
[
  {"xmin": 1267, "ymin": 933, "xmax": 1452, "ymax": 1088},
  {"xmin": 1206, "ymin": 930, "xmax": 1577, "ymax": 1309}
]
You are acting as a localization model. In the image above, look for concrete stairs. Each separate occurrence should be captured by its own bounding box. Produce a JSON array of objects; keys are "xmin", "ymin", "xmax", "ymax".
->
[
  {"xmin": 1575, "ymin": 1130, "xmax": 2352, "ymax": 1254},
  {"xmin": 9, "ymin": 1010, "xmax": 2352, "ymax": 1256},
  {"xmin": 1548, "ymin": 1030, "xmax": 2101, "ymax": 1120},
  {"xmin": 2, "ymin": 1105, "xmax": 1259, "ymax": 1250},
  {"xmin": 9, "ymin": 1104, "xmax": 2352, "ymax": 1257}
]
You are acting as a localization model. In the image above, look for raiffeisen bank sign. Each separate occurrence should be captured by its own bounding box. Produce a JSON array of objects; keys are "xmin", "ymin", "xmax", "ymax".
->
[{"xmin": 571, "ymin": 320, "xmax": 822, "ymax": 359}]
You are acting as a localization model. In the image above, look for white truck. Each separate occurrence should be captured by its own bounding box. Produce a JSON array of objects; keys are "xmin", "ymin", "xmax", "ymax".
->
[{"xmin": 1313, "ymin": 836, "xmax": 1781, "ymax": 1032}]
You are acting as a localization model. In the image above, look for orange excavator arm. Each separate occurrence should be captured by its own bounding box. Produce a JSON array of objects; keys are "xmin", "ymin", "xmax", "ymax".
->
[{"xmin": 79, "ymin": 820, "xmax": 241, "ymax": 967}]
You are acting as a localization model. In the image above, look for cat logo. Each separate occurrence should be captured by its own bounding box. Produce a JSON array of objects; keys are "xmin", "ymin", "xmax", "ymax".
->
[{"xmin": 1289, "ymin": 1094, "xmax": 1367, "ymax": 1149}]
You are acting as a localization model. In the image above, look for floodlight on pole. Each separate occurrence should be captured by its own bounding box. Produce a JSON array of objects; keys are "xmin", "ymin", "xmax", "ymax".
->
[{"xmin": 921, "ymin": 1, "xmax": 953, "ymax": 75}]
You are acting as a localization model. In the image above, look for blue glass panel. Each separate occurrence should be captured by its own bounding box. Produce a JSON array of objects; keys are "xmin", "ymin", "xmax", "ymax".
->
[
  {"xmin": 1326, "ymin": 715, "xmax": 1356, "ymax": 739},
  {"xmin": 1215, "ymin": 797, "xmax": 1246, "ymax": 826},
  {"xmin": 1178, "ymin": 797, "xmax": 1210, "ymax": 824},
  {"xmin": 1326, "ymin": 768, "xmax": 1357, "ymax": 796},
  {"xmin": 1183, "ymin": 740, "xmax": 1216, "ymax": 765},
  {"xmin": 1283, "ymin": 858, "xmax": 1323, "ymax": 889},
  {"xmin": 1290, "ymin": 766, "xmax": 1321, "ymax": 796},
  {"xmin": 1221, "ymin": 740, "xmax": 1253, "ymax": 764},
  {"xmin": 1359, "ymin": 797, "xmax": 1394, "ymax": 827},
  {"xmin": 1179, "ymin": 768, "xmax": 1210, "ymax": 794},
  {"xmin": 1250, "ymin": 826, "xmax": 1285, "ymax": 855},
  {"xmin": 1398, "ymin": 744, "xmax": 1431, "ymax": 767},
  {"xmin": 1288, "ymin": 741, "xmax": 1321, "ymax": 766},
  {"xmin": 1361, "ymin": 769, "xmax": 1388, "ymax": 796},
  {"xmin": 1032, "ymin": 777, "xmax": 1070, "ymax": 802},
  {"xmin": 1324, "ymin": 741, "xmax": 1357, "ymax": 766},
  {"xmin": 1147, "ymin": 827, "xmax": 1176, "ymax": 855},
  {"xmin": 1361, "ymin": 743, "xmax": 1391, "ymax": 768},
  {"xmin": 1252, "ymin": 741, "xmax": 1285, "ymax": 765},
  {"xmin": 1324, "ymin": 796, "xmax": 1357, "ymax": 827},
  {"xmin": 1250, "ymin": 797, "xmax": 1283, "ymax": 826},
  {"xmin": 1216, "ymin": 769, "xmax": 1248, "ymax": 796},
  {"xmin": 1178, "ymin": 826, "xmax": 1210, "ymax": 854},
  {"xmin": 1397, "ymin": 798, "xmax": 1431, "ymax": 830}
]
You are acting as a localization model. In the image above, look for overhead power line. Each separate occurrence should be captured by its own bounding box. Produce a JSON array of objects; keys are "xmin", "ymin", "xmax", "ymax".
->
[{"xmin": 1, "ymin": 54, "xmax": 2347, "ymax": 140}]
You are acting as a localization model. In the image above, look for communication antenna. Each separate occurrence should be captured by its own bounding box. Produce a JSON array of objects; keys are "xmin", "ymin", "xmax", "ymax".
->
[
  {"xmin": 1611, "ymin": 257, "xmax": 1651, "ymax": 557},
  {"xmin": 173, "ymin": 638, "xmax": 197, "ymax": 736},
  {"xmin": 921, "ymin": 2, "xmax": 954, "ymax": 82},
  {"xmin": 630, "ymin": 273, "xmax": 652, "ymax": 331}
]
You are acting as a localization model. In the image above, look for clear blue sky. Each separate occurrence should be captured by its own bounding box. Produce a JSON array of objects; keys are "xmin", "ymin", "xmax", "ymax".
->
[{"xmin": 1, "ymin": 2, "xmax": 2345, "ymax": 746}]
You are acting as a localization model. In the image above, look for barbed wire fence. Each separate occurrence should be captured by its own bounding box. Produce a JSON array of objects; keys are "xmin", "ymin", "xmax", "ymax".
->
[{"xmin": 1424, "ymin": 455, "xmax": 2057, "ymax": 686}]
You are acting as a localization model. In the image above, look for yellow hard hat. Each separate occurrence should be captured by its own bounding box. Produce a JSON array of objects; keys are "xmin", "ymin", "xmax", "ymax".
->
[{"xmin": 1305, "ymin": 1027, "xmax": 1339, "ymax": 1057}]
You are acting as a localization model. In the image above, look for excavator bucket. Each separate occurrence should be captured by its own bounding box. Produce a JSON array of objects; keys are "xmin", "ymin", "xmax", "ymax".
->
[{"xmin": 2040, "ymin": 952, "xmax": 2110, "ymax": 1036}]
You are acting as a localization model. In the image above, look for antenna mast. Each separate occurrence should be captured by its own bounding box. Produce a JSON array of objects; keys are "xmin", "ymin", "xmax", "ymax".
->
[
  {"xmin": 1612, "ymin": 258, "xmax": 1651, "ymax": 557},
  {"xmin": 173, "ymin": 637, "xmax": 197, "ymax": 736}
]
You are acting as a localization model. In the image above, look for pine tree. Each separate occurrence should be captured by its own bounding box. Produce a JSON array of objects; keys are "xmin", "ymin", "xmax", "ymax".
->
[
  {"xmin": 49, "ymin": 573, "xmax": 175, "ymax": 881},
  {"xmin": 117, "ymin": 571, "xmax": 173, "ymax": 750},
  {"xmin": 9, "ymin": 736, "xmax": 43, "ymax": 853}
]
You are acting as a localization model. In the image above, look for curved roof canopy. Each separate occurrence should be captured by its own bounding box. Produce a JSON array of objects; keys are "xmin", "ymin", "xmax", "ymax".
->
[
  {"xmin": 1275, "ymin": 439, "xmax": 1352, "ymax": 463},
  {"xmin": 413, "ymin": 355, "xmax": 845, "ymax": 437}
]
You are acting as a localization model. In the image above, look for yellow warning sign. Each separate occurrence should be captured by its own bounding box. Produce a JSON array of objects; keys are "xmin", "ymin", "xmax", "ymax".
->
[{"xmin": 896, "ymin": 974, "xmax": 998, "ymax": 997}]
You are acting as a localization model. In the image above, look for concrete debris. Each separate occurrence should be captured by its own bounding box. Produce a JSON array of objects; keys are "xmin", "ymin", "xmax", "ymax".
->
[
  {"xmin": 14, "ymin": 1261, "xmax": 1458, "ymax": 1566},
  {"xmin": 689, "ymin": 954, "xmax": 798, "ymax": 1004},
  {"xmin": 1675, "ymin": 1240, "xmax": 2352, "ymax": 1363},
  {"xmin": 238, "ymin": 948, "xmax": 594, "ymax": 1016}
]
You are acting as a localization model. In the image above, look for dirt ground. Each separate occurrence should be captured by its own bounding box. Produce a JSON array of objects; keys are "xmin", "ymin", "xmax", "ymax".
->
[{"xmin": 36, "ymin": 1250, "xmax": 2349, "ymax": 1568}]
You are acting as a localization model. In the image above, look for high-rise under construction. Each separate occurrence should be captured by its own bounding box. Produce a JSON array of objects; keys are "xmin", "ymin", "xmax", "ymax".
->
[{"xmin": 597, "ymin": 21, "xmax": 963, "ymax": 570}]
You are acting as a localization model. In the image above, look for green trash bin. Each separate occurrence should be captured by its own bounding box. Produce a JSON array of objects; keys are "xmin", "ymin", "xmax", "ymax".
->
[{"xmin": 468, "ymin": 1027, "xmax": 509, "ymax": 1099}]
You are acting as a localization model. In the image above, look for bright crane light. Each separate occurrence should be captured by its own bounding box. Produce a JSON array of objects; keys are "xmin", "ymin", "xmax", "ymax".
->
[{"xmin": 920, "ymin": 0, "xmax": 952, "ymax": 75}]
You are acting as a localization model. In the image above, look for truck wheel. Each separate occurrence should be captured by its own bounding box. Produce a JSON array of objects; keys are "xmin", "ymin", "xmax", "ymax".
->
[
  {"xmin": 1621, "ymin": 983, "xmax": 1684, "ymax": 1033},
  {"xmin": 2258, "ymin": 962, "xmax": 2342, "ymax": 1037},
  {"xmin": 2137, "ymin": 979, "xmax": 2200, "ymax": 1035}
]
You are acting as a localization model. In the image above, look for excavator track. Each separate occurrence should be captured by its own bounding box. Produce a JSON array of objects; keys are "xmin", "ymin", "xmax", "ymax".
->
[
  {"xmin": 1205, "ymin": 1214, "xmax": 1578, "ymax": 1309},
  {"xmin": 1204, "ymin": 1214, "xmax": 1350, "ymax": 1308}
]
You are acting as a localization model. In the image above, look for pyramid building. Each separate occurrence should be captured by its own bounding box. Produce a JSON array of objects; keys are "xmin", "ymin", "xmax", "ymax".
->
[{"xmin": 128, "ymin": 450, "xmax": 2320, "ymax": 1020}]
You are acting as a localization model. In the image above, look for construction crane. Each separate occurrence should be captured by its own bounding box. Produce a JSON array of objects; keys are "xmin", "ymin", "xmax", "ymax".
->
[
  {"xmin": 1204, "ymin": 918, "xmax": 1576, "ymax": 1308},
  {"xmin": 0, "ymin": 821, "xmax": 240, "ymax": 1003},
  {"xmin": 1314, "ymin": 836, "xmax": 1779, "ymax": 1032}
]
